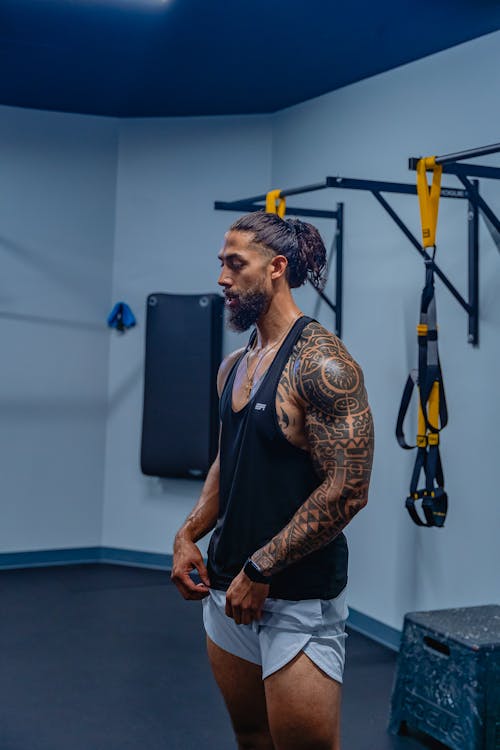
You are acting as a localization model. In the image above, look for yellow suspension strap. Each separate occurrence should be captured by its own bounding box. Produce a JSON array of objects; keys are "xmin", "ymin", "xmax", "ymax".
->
[
  {"xmin": 416, "ymin": 156, "xmax": 443, "ymax": 249},
  {"xmin": 265, "ymin": 189, "xmax": 286, "ymax": 218},
  {"xmin": 395, "ymin": 157, "xmax": 448, "ymax": 527}
]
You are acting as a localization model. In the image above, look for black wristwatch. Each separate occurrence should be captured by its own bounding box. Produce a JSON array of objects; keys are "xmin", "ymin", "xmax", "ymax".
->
[{"xmin": 243, "ymin": 558, "xmax": 269, "ymax": 584}]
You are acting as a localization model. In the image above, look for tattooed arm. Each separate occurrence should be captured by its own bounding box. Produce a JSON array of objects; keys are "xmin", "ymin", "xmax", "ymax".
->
[{"xmin": 251, "ymin": 327, "xmax": 374, "ymax": 577}]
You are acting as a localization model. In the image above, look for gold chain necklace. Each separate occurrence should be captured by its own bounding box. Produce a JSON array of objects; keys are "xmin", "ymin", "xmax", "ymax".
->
[{"xmin": 244, "ymin": 312, "xmax": 302, "ymax": 397}]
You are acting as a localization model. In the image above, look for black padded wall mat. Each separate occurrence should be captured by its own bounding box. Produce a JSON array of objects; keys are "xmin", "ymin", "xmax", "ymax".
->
[{"xmin": 141, "ymin": 293, "xmax": 224, "ymax": 478}]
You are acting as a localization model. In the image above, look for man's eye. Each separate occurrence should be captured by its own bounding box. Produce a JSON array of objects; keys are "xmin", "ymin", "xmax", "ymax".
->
[{"xmin": 219, "ymin": 259, "xmax": 243, "ymax": 270}]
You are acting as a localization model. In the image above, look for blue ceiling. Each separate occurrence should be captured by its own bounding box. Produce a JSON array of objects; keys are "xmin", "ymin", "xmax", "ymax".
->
[{"xmin": 1, "ymin": 0, "xmax": 500, "ymax": 118}]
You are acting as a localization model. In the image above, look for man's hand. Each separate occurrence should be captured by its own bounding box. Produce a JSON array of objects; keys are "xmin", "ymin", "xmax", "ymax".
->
[
  {"xmin": 225, "ymin": 569, "xmax": 270, "ymax": 625},
  {"xmin": 171, "ymin": 535, "xmax": 211, "ymax": 600}
]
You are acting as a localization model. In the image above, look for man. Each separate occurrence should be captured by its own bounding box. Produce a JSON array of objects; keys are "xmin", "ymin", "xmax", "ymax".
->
[{"xmin": 172, "ymin": 212, "xmax": 374, "ymax": 750}]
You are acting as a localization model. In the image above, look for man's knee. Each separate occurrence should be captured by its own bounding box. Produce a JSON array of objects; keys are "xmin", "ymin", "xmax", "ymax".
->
[{"xmin": 236, "ymin": 727, "xmax": 275, "ymax": 750}]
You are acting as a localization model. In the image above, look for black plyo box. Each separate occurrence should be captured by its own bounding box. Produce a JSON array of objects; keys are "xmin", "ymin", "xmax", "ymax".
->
[{"xmin": 389, "ymin": 605, "xmax": 500, "ymax": 750}]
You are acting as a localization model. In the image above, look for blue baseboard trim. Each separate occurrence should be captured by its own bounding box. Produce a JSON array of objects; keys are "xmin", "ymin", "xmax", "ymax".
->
[
  {"xmin": 347, "ymin": 607, "xmax": 401, "ymax": 652},
  {"xmin": 0, "ymin": 547, "xmax": 401, "ymax": 650},
  {"xmin": 0, "ymin": 547, "xmax": 173, "ymax": 571},
  {"xmin": 99, "ymin": 547, "xmax": 173, "ymax": 570},
  {"xmin": 0, "ymin": 547, "xmax": 103, "ymax": 569}
]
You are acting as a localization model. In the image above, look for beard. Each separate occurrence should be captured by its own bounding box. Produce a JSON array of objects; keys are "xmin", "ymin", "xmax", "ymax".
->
[{"xmin": 226, "ymin": 285, "xmax": 270, "ymax": 332}]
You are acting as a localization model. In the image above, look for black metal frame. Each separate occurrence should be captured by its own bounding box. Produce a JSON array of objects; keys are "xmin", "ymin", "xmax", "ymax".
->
[
  {"xmin": 216, "ymin": 144, "xmax": 500, "ymax": 346},
  {"xmin": 215, "ymin": 173, "xmax": 475, "ymax": 341}
]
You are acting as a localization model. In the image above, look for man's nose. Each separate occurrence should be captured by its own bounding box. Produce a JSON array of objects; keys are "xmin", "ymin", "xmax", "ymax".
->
[{"xmin": 218, "ymin": 269, "xmax": 232, "ymax": 288}]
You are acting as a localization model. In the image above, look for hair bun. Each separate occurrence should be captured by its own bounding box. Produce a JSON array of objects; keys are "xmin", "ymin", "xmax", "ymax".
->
[{"xmin": 286, "ymin": 218, "xmax": 327, "ymax": 290}]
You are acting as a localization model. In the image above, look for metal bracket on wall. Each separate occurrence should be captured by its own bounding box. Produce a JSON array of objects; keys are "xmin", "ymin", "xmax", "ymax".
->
[
  {"xmin": 323, "ymin": 175, "xmax": 480, "ymax": 345},
  {"xmin": 409, "ymin": 142, "xmax": 500, "ymax": 346},
  {"xmin": 214, "ymin": 180, "xmax": 344, "ymax": 338}
]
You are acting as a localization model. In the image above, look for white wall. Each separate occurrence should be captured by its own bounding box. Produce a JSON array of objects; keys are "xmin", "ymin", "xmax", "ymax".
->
[
  {"xmin": 101, "ymin": 115, "xmax": 272, "ymax": 555},
  {"xmin": 0, "ymin": 106, "xmax": 118, "ymax": 551},
  {"xmin": 271, "ymin": 31, "xmax": 500, "ymax": 630}
]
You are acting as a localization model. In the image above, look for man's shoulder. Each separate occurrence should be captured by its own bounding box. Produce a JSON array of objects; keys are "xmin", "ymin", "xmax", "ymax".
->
[
  {"xmin": 217, "ymin": 347, "xmax": 246, "ymax": 396},
  {"xmin": 298, "ymin": 320, "xmax": 352, "ymax": 360},
  {"xmin": 294, "ymin": 321, "xmax": 364, "ymax": 411}
]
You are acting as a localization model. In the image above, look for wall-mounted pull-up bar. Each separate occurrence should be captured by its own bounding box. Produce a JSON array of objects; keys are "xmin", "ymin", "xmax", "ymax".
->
[
  {"xmin": 326, "ymin": 176, "xmax": 481, "ymax": 345},
  {"xmin": 408, "ymin": 142, "xmax": 500, "ymax": 345},
  {"xmin": 409, "ymin": 143, "xmax": 500, "ymax": 236},
  {"xmin": 413, "ymin": 142, "xmax": 500, "ymax": 166},
  {"xmin": 215, "ymin": 171, "xmax": 479, "ymax": 343},
  {"xmin": 216, "ymin": 180, "xmax": 341, "ymax": 219}
]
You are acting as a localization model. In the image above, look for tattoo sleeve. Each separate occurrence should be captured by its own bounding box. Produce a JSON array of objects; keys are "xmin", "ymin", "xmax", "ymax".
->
[{"xmin": 251, "ymin": 327, "xmax": 374, "ymax": 577}]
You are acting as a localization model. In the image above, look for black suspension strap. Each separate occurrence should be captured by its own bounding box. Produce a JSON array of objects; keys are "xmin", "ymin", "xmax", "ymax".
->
[{"xmin": 396, "ymin": 157, "xmax": 449, "ymax": 527}]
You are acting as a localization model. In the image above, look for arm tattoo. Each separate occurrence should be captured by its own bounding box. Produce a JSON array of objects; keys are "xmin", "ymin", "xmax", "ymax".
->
[{"xmin": 252, "ymin": 323, "xmax": 374, "ymax": 577}]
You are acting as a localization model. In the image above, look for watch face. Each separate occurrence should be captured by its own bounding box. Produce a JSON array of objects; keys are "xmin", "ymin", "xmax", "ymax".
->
[{"xmin": 245, "ymin": 559, "xmax": 266, "ymax": 583}]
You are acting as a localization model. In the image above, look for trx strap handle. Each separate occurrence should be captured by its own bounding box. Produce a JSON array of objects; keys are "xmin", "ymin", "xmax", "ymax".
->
[
  {"xmin": 416, "ymin": 156, "xmax": 443, "ymax": 249},
  {"xmin": 266, "ymin": 189, "xmax": 286, "ymax": 218}
]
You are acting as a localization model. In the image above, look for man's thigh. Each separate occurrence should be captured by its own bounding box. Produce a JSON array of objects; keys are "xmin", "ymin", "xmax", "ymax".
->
[
  {"xmin": 206, "ymin": 636, "xmax": 274, "ymax": 750},
  {"xmin": 264, "ymin": 651, "xmax": 341, "ymax": 750}
]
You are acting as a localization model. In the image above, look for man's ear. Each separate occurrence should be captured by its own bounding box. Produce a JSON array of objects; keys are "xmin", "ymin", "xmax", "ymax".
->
[{"xmin": 270, "ymin": 254, "xmax": 288, "ymax": 280}]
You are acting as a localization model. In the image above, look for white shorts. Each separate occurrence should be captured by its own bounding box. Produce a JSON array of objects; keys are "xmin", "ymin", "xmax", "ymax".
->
[{"xmin": 202, "ymin": 587, "xmax": 348, "ymax": 682}]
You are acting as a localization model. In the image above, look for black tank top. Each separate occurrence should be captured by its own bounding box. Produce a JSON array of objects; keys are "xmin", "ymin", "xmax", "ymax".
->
[{"xmin": 207, "ymin": 316, "xmax": 348, "ymax": 600}]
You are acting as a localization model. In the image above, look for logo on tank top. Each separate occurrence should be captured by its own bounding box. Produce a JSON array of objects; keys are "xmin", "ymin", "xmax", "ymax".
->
[{"xmin": 255, "ymin": 403, "xmax": 267, "ymax": 411}]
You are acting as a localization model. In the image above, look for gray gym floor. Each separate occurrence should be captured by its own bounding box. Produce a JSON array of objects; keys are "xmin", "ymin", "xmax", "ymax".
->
[{"xmin": 0, "ymin": 564, "xmax": 447, "ymax": 750}]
